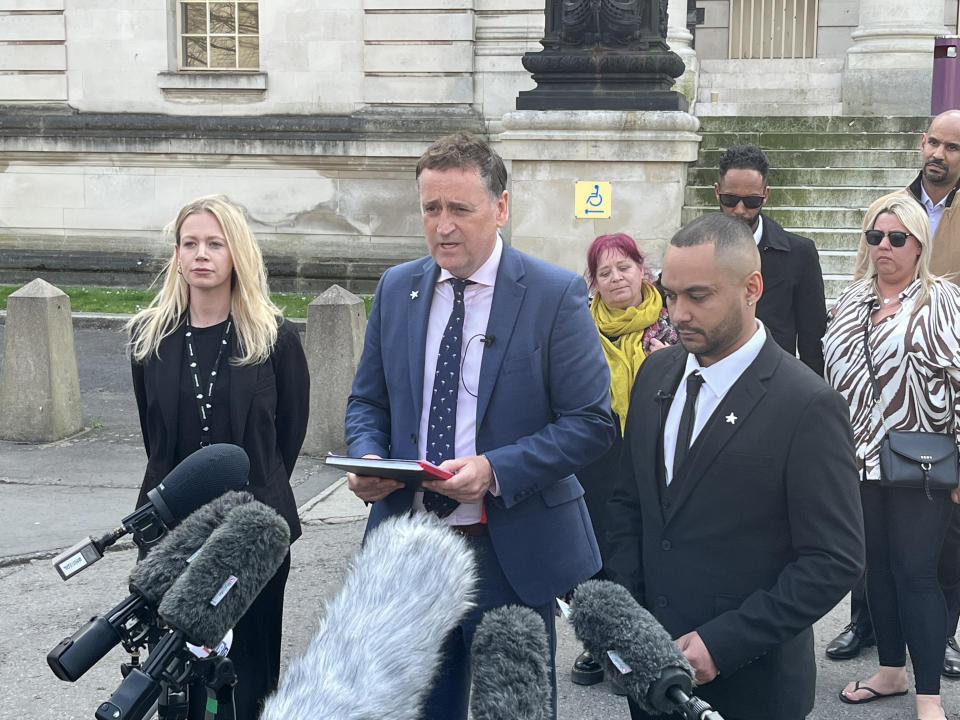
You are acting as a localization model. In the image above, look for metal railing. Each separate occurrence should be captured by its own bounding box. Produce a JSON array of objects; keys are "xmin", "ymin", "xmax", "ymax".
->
[{"xmin": 728, "ymin": 0, "xmax": 818, "ymax": 59}]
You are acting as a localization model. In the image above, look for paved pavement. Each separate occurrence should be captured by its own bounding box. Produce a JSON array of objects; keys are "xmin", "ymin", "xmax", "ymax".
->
[{"xmin": 1, "ymin": 318, "xmax": 959, "ymax": 719}]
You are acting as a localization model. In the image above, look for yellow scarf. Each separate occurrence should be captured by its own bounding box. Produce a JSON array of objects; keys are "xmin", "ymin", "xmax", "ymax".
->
[{"xmin": 591, "ymin": 281, "xmax": 663, "ymax": 433}]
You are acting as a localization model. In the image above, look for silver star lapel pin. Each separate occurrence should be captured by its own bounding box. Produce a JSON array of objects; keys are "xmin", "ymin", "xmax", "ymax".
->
[
  {"xmin": 725, "ymin": 412, "xmax": 738, "ymax": 425},
  {"xmin": 410, "ymin": 290, "xmax": 419, "ymax": 300}
]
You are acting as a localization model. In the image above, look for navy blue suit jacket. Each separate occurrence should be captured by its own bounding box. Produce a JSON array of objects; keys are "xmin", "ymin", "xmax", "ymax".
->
[{"xmin": 345, "ymin": 244, "xmax": 615, "ymax": 606}]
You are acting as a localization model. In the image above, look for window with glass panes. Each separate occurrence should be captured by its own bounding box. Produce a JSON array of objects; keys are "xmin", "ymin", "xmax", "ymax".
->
[{"xmin": 179, "ymin": 1, "xmax": 259, "ymax": 70}]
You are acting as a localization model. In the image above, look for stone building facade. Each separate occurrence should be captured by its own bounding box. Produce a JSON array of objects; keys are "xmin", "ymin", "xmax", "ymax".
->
[{"xmin": 0, "ymin": 0, "xmax": 952, "ymax": 289}]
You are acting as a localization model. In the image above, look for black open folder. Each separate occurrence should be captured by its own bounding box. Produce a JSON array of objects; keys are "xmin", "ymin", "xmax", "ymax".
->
[{"xmin": 324, "ymin": 455, "xmax": 452, "ymax": 490}]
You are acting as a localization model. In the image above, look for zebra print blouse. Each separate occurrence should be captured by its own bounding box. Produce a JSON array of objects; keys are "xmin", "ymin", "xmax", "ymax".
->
[{"xmin": 823, "ymin": 277, "xmax": 960, "ymax": 481}]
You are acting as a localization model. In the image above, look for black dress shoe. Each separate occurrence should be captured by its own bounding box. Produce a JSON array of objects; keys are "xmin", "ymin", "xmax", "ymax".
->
[
  {"xmin": 943, "ymin": 636, "xmax": 960, "ymax": 678},
  {"xmin": 826, "ymin": 623, "xmax": 876, "ymax": 660},
  {"xmin": 571, "ymin": 650, "xmax": 604, "ymax": 685}
]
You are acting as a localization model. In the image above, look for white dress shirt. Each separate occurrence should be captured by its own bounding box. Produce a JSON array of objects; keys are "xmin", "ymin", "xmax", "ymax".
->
[
  {"xmin": 663, "ymin": 321, "xmax": 767, "ymax": 486},
  {"xmin": 752, "ymin": 214, "xmax": 764, "ymax": 246},
  {"xmin": 920, "ymin": 184, "xmax": 947, "ymax": 238},
  {"xmin": 414, "ymin": 236, "xmax": 502, "ymax": 524}
]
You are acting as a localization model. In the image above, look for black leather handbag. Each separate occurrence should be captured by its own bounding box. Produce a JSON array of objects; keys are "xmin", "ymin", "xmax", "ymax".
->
[{"xmin": 863, "ymin": 325, "xmax": 959, "ymax": 500}]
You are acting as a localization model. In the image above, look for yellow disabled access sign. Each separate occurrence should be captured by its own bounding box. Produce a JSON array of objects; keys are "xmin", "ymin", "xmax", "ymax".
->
[{"xmin": 575, "ymin": 181, "xmax": 611, "ymax": 219}]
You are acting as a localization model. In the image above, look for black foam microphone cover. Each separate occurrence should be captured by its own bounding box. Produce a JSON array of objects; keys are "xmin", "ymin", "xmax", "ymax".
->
[
  {"xmin": 146, "ymin": 443, "xmax": 250, "ymax": 526},
  {"xmin": 570, "ymin": 579, "xmax": 696, "ymax": 716},
  {"xmin": 45, "ymin": 491, "xmax": 256, "ymax": 683},
  {"xmin": 470, "ymin": 605, "xmax": 552, "ymax": 720},
  {"xmin": 158, "ymin": 500, "xmax": 290, "ymax": 648}
]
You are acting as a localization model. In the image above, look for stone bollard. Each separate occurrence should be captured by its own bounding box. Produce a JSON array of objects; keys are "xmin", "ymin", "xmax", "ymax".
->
[
  {"xmin": 0, "ymin": 278, "xmax": 84, "ymax": 442},
  {"xmin": 302, "ymin": 284, "xmax": 367, "ymax": 456}
]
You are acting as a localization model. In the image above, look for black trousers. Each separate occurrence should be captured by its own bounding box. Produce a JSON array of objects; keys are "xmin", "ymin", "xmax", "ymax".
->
[
  {"xmin": 938, "ymin": 503, "xmax": 960, "ymax": 635},
  {"xmin": 850, "ymin": 497, "xmax": 960, "ymax": 640},
  {"xmin": 186, "ymin": 552, "xmax": 290, "ymax": 720},
  {"xmin": 860, "ymin": 482, "xmax": 952, "ymax": 695},
  {"xmin": 420, "ymin": 531, "xmax": 557, "ymax": 720}
]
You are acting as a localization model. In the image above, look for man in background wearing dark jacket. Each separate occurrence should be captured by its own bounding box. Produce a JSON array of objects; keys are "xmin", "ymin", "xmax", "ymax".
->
[{"xmin": 713, "ymin": 144, "xmax": 827, "ymax": 376}]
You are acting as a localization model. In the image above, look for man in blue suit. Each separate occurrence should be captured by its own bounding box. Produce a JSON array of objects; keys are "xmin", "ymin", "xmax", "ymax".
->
[{"xmin": 345, "ymin": 132, "xmax": 615, "ymax": 719}]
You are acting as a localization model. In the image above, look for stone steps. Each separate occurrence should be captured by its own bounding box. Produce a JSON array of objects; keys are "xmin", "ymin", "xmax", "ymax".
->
[
  {"xmin": 696, "ymin": 148, "xmax": 920, "ymax": 169},
  {"xmin": 691, "ymin": 116, "xmax": 928, "ymax": 133},
  {"xmin": 824, "ymin": 275, "xmax": 855, "ymax": 300},
  {"xmin": 689, "ymin": 167, "xmax": 916, "ymax": 187},
  {"xmin": 818, "ymin": 250, "xmax": 858, "ymax": 276},
  {"xmin": 699, "ymin": 132, "xmax": 926, "ymax": 151},
  {"xmin": 696, "ymin": 102, "xmax": 845, "ymax": 117},
  {"xmin": 686, "ymin": 186, "xmax": 897, "ymax": 208},
  {"xmin": 681, "ymin": 205, "xmax": 877, "ymax": 228},
  {"xmin": 682, "ymin": 116, "xmax": 924, "ymax": 299}
]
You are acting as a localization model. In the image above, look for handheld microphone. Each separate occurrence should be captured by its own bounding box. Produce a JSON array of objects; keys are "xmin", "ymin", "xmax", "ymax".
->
[
  {"xmin": 261, "ymin": 512, "xmax": 477, "ymax": 720},
  {"xmin": 95, "ymin": 500, "xmax": 289, "ymax": 720},
  {"xmin": 570, "ymin": 580, "xmax": 725, "ymax": 720},
  {"xmin": 46, "ymin": 491, "xmax": 254, "ymax": 682},
  {"xmin": 53, "ymin": 444, "xmax": 250, "ymax": 580},
  {"xmin": 470, "ymin": 605, "xmax": 552, "ymax": 720}
]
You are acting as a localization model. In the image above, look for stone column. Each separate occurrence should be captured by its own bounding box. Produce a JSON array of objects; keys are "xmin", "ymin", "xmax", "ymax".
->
[
  {"xmin": 667, "ymin": 0, "xmax": 699, "ymax": 108},
  {"xmin": 495, "ymin": 110, "xmax": 700, "ymax": 274},
  {"xmin": 0, "ymin": 278, "xmax": 83, "ymax": 442},
  {"xmin": 302, "ymin": 285, "xmax": 367, "ymax": 457},
  {"xmin": 843, "ymin": 0, "xmax": 947, "ymax": 114}
]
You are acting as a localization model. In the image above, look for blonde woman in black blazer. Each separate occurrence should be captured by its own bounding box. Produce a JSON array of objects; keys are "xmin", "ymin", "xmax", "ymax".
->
[{"xmin": 127, "ymin": 195, "xmax": 308, "ymax": 720}]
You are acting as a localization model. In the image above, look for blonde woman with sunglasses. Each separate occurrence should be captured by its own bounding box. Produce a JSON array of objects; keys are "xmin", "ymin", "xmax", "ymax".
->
[{"xmin": 825, "ymin": 195, "xmax": 960, "ymax": 720}]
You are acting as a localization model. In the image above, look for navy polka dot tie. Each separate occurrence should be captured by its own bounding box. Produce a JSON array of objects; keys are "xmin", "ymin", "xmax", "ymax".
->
[{"xmin": 423, "ymin": 277, "xmax": 473, "ymax": 518}]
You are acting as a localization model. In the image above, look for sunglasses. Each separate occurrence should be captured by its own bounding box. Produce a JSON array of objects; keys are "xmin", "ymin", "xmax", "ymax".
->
[
  {"xmin": 718, "ymin": 194, "xmax": 765, "ymax": 210},
  {"xmin": 864, "ymin": 229, "xmax": 912, "ymax": 247}
]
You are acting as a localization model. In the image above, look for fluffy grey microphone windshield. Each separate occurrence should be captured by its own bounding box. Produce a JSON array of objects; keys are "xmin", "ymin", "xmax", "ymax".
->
[
  {"xmin": 158, "ymin": 499, "xmax": 290, "ymax": 648},
  {"xmin": 470, "ymin": 605, "xmax": 552, "ymax": 720},
  {"xmin": 570, "ymin": 579, "xmax": 695, "ymax": 715},
  {"xmin": 128, "ymin": 490, "xmax": 254, "ymax": 606},
  {"xmin": 261, "ymin": 512, "xmax": 477, "ymax": 720}
]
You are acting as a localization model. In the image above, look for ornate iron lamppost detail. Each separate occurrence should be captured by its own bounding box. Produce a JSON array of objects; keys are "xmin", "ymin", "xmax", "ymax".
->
[{"xmin": 517, "ymin": 0, "xmax": 688, "ymax": 111}]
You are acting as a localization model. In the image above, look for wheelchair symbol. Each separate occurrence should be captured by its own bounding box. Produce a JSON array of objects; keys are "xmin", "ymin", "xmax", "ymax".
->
[{"xmin": 584, "ymin": 184, "xmax": 604, "ymax": 214}]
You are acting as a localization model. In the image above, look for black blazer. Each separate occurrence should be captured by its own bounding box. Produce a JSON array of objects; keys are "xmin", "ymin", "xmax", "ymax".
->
[
  {"xmin": 132, "ymin": 318, "xmax": 309, "ymax": 542},
  {"xmin": 756, "ymin": 214, "xmax": 827, "ymax": 376},
  {"xmin": 605, "ymin": 334, "xmax": 864, "ymax": 720}
]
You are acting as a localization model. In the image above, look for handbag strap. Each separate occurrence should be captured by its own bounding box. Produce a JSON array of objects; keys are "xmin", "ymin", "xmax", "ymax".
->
[
  {"xmin": 862, "ymin": 323, "xmax": 891, "ymax": 437},
  {"xmin": 862, "ymin": 324, "xmax": 883, "ymax": 406}
]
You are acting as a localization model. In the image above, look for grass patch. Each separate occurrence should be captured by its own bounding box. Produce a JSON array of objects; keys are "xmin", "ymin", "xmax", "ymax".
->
[{"xmin": 0, "ymin": 285, "xmax": 371, "ymax": 318}]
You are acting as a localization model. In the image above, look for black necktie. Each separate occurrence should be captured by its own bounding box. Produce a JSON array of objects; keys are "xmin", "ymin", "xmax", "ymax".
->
[
  {"xmin": 673, "ymin": 371, "xmax": 704, "ymax": 481},
  {"xmin": 423, "ymin": 278, "xmax": 473, "ymax": 518}
]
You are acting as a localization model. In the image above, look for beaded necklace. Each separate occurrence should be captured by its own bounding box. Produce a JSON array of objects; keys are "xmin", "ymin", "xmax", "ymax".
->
[{"xmin": 184, "ymin": 314, "xmax": 233, "ymax": 447}]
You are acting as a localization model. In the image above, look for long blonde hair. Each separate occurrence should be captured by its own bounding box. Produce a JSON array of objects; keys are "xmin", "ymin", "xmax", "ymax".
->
[
  {"xmin": 857, "ymin": 194, "xmax": 936, "ymax": 309},
  {"xmin": 127, "ymin": 195, "xmax": 282, "ymax": 365}
]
